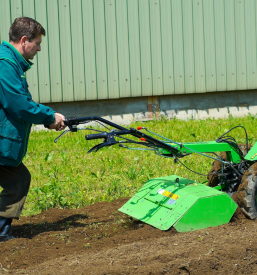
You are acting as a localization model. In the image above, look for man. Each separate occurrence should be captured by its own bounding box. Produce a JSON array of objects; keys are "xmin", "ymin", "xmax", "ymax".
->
[{"xmin": 0, "ymin": 17, "xmax": 65, "ymax": 242}]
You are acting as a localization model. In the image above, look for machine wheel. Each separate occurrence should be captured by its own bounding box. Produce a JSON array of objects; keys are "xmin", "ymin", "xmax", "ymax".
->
[
  {"xmin": 235, "ymin": 163, "xmax": 257, "ymax": 219},
  {"xmin": 207, "ymin": 152, "xmax": 227, "ymax": 187},
  {"xmin": 207, "ymin": 144, "xmax": 251, "ymax": 187}
]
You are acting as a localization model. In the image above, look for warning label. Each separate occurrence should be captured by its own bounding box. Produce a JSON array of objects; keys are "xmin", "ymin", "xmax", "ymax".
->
[{"xmin": 157, "ymin": 189, "xmax": 180, "ymax": 201}]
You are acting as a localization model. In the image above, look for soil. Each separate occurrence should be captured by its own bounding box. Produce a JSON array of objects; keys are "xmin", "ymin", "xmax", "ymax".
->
[{"xmin": 1, "ymin": 198, "xmax": 257, "ymax": 275}]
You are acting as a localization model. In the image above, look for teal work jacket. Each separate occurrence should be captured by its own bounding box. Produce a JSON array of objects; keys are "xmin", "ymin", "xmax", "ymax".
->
[{"xmin": 0, "ymin": 41, "xmax": 55, "ymax": 167}]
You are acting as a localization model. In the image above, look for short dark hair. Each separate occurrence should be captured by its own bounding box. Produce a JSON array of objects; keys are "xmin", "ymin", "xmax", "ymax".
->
[{"xmin": 9, "ymin": 17, "xmax": 45, "ymax": 42}]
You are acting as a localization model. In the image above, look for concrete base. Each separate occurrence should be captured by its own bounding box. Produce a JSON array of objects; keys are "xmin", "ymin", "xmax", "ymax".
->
[{"xmin": 32, "ymin": 89, "xmax": 257, "ymax": 131}]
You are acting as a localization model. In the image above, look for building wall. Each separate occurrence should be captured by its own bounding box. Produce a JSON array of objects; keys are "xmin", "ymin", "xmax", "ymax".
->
[{"xmin": 1, "ymin": 0, "xmax": 257, "ymax": 104}]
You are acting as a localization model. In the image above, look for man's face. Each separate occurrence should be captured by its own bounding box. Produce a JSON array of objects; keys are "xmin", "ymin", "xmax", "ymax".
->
[{"xmin": 23, "ymin": 35, "xmax": 42, "ymax": 60}]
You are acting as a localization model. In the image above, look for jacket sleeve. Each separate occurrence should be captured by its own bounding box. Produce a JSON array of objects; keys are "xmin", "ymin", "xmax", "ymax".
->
[{"xmin": 0, "ymin": 60, "xmax": 55, "ymax": 125}]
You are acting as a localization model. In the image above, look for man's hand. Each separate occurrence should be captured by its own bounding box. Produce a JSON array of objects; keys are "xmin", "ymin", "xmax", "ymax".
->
[{"xmin": 48, "ymin": 113, "xmax": 66, "ymax": 131}]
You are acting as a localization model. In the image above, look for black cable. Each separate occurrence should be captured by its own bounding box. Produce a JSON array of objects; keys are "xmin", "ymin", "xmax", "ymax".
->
[
  {"xmin": 216, "ymin": 125, "xmax": 248, "ymax": 155},
  {"xmin": 176, "ymin": 157, "xmax": 218, "ymax": 177}
]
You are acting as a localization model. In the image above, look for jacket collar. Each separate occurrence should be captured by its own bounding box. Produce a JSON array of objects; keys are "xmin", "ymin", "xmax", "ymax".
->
[{"xmin": 2, "ymin": 41, "xmax": 33, "ymax": 72}]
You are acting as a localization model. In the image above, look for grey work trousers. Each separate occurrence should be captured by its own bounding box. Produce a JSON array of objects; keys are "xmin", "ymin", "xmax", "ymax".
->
[{"xmin": 0, "ymin": 163, "xmax": 31, "ymax": 219}]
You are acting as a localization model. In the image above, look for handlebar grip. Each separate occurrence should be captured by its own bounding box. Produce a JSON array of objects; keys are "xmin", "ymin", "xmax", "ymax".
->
[
  {"xmin": 64, "ymin": 117, "xmax": 79, "ymax": 126},
  {"xmin": 85, "ymin": 132, "xmax": 108, "ymax": 140}
]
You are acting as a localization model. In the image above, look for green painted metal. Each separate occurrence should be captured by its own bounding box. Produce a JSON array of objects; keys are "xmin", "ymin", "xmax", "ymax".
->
[
  {"xmin": 193, "ymin": 0, "xmax": 206, "ymax": 93},
  {"xmin": 182, "ymin": 0, "xmax": 195, "ymax": 94},
  {"xmin": 139, "ymin": 0, "xmax": 152, "ymax": 97},
  {"xmin": 58, "ymin": 0, "xmax": 74, "ymax": 102},
  {"xmin": 160, "ymin": 0, "xmax": 174, "ymax": 95},
  {"xmin": 36, "ymin": 0, "xmax": 51, "ymax": 103},
  {"xmin": 70, "ymin": 0, "xmax": 86, "ymax": 101},
  {"xmin": 235, "ymin": 0, "xmax": 247, "ymax": 90},
  {"xmin": 119, "ymin": 175, "xmax": 237, "ymax": 232},
  {"xmin": 94, "ymin": 0, "xmax": 108, "ymax": 100},
  {"xmin": 203, "ymin": 0, "xmax": 216, "ymax": 92},
  {"xmin": 127, "ymin": 0, "xmax": 141, "ymax": 97},
  {"xmin": 224, "ymin": 0, "xmax": 237, "ymax": 91},
  {"xmin": 116, "ymin": 0, "xmax": 130, "ymax": 98},
  {"xmin": 171, "ymin": 0, "xmax": 185, "ymax": 94},
  {"xmin": 105, "ymin": 0, "xmax": 119, "ymax": 99},
  {"xmin": 174, "ymin": 192, "xmax": 237, "ymax": 232},
  {"xmin": 244, "ymin": 142, "xmax": 257, "ymax": 161},
  {"xmin": 149, "ymin": 0, "xmax": 163, "ymax": 96},
  {"xmin": 46, "ymin": 0, "xmax": 62, "ymax": 102},
  {"xmin": 245, "ymin": 0, "xmax": 257, "ymax": 89},
  {"xmin": 23, "ymin": 0, "xmax": 40, "ymax": 103},
  {"xmin": 159, "ymin": 140, "xmax": 243, "ymax": 163},
  {"xmin": 1, "ymin": 0, "xmax": 257, "ymax": 103},
  {"xmin": 82, "ymin": 0, "xmax": 97, "ymax": 101},
  {"xmin": 214, "ymin": 0, "xmax": 226, "ymax": 91}
]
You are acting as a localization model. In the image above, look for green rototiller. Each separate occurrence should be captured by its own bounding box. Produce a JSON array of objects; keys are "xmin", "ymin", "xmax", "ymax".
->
[{"xmin": 55, "ymin": 116, "xmax": 257, "ymax": 232}]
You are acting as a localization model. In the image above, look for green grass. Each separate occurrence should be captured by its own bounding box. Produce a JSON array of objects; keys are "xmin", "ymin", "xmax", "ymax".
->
[{"xmin": 14, "ymin": 114, "xmax": 257, "ymax": 216}]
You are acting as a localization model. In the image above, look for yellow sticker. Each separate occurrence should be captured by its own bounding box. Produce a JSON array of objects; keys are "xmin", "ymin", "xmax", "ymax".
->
[
  {"xmin": 163, "ymin": 190, "xmax": 172, "ymax": 197},
  {"xmin": 171, "ymin": 194, "xmax": 179, "ymax": 200},
  {"xmin": 159, "ymin": 189, "xmax": 180, "ymax": 200}
]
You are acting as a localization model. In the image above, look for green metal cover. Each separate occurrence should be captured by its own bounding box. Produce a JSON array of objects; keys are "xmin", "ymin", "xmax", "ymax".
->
[
  {"xmin": 245, "ymin": 142, "xmax": 257, "ymax": 161},
  {"xmin": 119, "ymin": 175, "xmax": 237, "ymax": 232}
]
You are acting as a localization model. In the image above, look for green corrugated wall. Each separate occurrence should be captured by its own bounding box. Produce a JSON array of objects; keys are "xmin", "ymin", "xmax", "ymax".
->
[{"xmin": 0, "ymin": 0, "xmax": 256, "ymax": 103}]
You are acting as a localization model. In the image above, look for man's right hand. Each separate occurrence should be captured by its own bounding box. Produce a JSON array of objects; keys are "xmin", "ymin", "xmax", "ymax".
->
[{"xmin": 48, "ymin": 113, "xmax": 66, "ymax": 131}]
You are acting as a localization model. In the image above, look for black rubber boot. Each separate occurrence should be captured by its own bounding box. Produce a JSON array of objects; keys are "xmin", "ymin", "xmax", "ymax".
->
[{"xmin": 0, "ymin": 217, "xmax": 14, "ymax": 242}]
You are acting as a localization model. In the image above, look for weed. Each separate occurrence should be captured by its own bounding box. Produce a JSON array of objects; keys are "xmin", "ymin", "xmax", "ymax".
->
[{"xmin": 83, "ymin": 243, "xmax": 90, "ymax": 249}]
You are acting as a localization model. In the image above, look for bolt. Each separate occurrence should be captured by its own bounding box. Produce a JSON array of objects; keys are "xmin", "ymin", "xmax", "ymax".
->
[
  {"xmin": 169, "ymin": 76, "xmax": 171, "ymax": 78},
  {"xmin": 68, "ymin": 82, "xmax": 70, "ymax": 84},
  {"xmin": 80, "ymin": 81, "xmax": 82, "ymax": 83},
  {"xmin": 92, "ymin": 80, "xmax": 94, "ymax": 82},
  {"xmin": 17, "ymin": 6, "xmax": 18, "ymax": 9},
  {"xmin": 64, "ymin": 4, "xmax": 66, "ymax": 6},
  {"xmin": 45, "ymin": 83, "xmax": 47, "ymax": 85},
  {"xmin": 103, "ymin": 80, "xmax": 105, "ymax": 82},
  {"xmin": 34, "ymin": 83, "xmax": 36, "ymax": 86},
  {"xmin": 57, "ymin": 82, "xmax": 59, "ymax": 84},
  {"xmin": 114, "ymin": 79, "xmax": 116, "ymax": 81}
]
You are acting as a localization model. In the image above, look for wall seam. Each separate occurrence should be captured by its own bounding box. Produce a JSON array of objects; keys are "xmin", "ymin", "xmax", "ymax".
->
[{"xmin": 80, "ymin": 0, "xmax": 87, "ymax": 100}]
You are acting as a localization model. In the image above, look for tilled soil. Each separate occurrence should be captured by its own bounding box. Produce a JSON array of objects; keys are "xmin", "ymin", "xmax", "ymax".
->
[{"xmin": 1, "ymin": 198, "xmax": 257, "ymax": 275}]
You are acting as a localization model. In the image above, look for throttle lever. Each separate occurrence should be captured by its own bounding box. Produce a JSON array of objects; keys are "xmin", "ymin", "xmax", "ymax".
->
[{"xmin": 87, "ymin": 132, "xmax": 117, "ymax": 153}]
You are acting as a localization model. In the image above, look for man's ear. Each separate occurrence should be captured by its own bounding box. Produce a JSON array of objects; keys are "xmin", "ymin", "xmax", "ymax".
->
[{"xmin": 20, "ymin": 36, "xmax": 28, "ymax": 47}]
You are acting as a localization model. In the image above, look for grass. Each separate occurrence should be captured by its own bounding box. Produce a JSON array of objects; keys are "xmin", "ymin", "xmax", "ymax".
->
[{"xmin": 9, "ymin": 114, "xmax": 257, "ymax": 216}]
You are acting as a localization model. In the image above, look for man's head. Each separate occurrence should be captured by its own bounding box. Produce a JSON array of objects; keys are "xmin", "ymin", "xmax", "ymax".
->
[{"xmin": 9, "ymin": 17, "xmax": 45, "ymax": 60}]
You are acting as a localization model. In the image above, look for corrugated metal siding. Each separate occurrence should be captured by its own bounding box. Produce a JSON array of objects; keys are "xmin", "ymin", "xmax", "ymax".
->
[{"xmin": 0, "ymin": 0, "xmax": 257, "ymax": 103}]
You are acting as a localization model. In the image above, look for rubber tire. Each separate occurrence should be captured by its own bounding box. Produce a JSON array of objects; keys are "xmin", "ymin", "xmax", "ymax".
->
[
  {"xmin": 207, "ymin": 152, "xmax": 227, "ymax": 187},
  {"xmin": 235, "ymin": 163, "xmax": 257, "ymax": 219}
]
